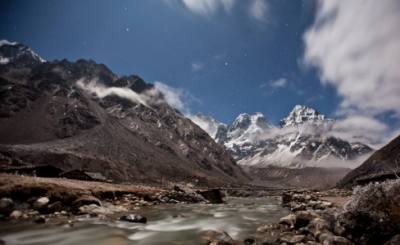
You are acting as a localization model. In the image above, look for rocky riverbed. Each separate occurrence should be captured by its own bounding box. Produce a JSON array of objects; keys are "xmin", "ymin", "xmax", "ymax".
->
[
  {"xmin": 248, "ymin": 180, "xmax": 400, "ymax": 245},
  {"xmin": 0, "ymin": 174, "xmax": 399, "ymax": 245},
  {"xmin": 0, "ymin": 173, "xmax": 226, "ymax": 225}
]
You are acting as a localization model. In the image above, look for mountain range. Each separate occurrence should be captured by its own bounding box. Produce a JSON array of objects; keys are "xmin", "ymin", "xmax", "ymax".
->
[
  {"xmin": 0, "ymin": 40, "xmax": 248, "ymax": 186},
  {"xmin": 191, "ymin": 106, "xmax": 374, "ymax": 187},
  {"xmin": 192, "ymin": 105, "xmax": 372, "ymax": 169}
]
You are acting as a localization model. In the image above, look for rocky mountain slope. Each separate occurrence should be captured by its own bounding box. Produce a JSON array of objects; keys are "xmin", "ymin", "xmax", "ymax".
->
[
  {"xmin": 0, "ymin": 40, "xmax": 248, "ymax": 186},
  {"xmin": 339, "ymin": 134, "xmax": 400, "ymax": 187}
]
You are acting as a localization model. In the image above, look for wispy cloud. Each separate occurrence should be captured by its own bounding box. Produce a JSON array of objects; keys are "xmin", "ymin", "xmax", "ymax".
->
[
  {"xmin": 76, "ymin": 79, "xmax": 151, "ymax": 107},
  {"xmin": 270, "ymin": 78, "xmax": 287, "ymax": 88},
  {"xmin": 165, "ymin": 0, "xmax": 270, "ymax": 22},
  {"xmin": 303, "ymin": 0, "xmax": 400, "ymax": 145},
  {"xmin": 154, "ymin": 81, "xmax": 199, "ymax": 114},
  {"xmin": 249, "ymin": 0, "xmax": 268, "ymax": 21},
  {"xmin": 174, "ymin": 0, "xmax": 235, "ymax": 16},
  {"xmin": 77, "ymin": 78, "xmax": 198, "ymax": 115},
  {"xmin": 191, "ymin": 62, "xmax": 204, "ymax": 72},
  {"xmin": 260, "ymin": 78, "xmax": 288, "ymax": 94}
]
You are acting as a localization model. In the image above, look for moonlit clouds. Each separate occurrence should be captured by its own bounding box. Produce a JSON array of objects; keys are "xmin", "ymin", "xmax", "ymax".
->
[
  {"xmin": 329, "ymin": 115, "xmax": 389, "ymax": 147},
  {"xmin": 304, "ymin": 0, "xmax": 400, "ymax": 117},
  {"xmin": 191, "ymin": 62, "xmax": 204, "ymax": 72},
  {"xmin": 303, "ymin": 0, "xmax": 400, "ymax": 145},
  {"xmin": 270, "ymin": 78, "xmax": 287, "ymax": 89},
  {"xmin": 249, "ymin": 0, "xmax": 268, "ymax": 21},
  {"xmin": 165, "ymin": 0, "xmax": 269, "ymax": 21},
  {"xmin": 180, "ymin": 0, "xmax": 235, "ymax": 15}
]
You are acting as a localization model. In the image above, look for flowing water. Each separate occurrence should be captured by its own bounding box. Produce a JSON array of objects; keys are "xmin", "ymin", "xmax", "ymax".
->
[{"xmin": 0, "ymin": 197, "xmax": 288, "ymax": 245}]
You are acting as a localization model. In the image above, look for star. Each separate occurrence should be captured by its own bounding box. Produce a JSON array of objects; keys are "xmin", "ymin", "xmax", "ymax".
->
[
  {"xmin": 125, "ymin": 27, "xmax": 130, "ymax": 32},
  {"xmin": 224, "ymin": 62, "xmax": 229, "ymax": 66}
]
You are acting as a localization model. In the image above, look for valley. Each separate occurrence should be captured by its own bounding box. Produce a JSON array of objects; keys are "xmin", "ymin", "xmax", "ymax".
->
[{"xmin": 0, "ymin": 38, "xmax": 399, "ymax": 245}]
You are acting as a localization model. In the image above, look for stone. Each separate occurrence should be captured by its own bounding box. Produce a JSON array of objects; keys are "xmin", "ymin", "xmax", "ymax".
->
[
  {"xmin": 295, "ymin": 211, "xmax": 319, "ymax": 229},
  {"xmin": 308, "ymin": 218, "xmax": 331, "ymax": 237},
  {"xmin": 197, "ymin": 189, "xmax": 224, "ymax": 204},
  {"xmin": 291, "ymin": 203, "xmax": 307, "ymax": 212},
  {"xmin": 9, "ymin": 210, "xmax": 22, "ymax": 219},
  {"xmin": 33, "ymin": 197, "xmax": 50, "ymax": 211},
  {"xmin": 279, "ymin": 232, "xmax": 305, "ymax": 244},
  {"xmin": 384, "ymin": 234, "xmax": 400, "ymax": 245},
  {"xmin": 321, "ymin": 235, "xmax": 353, "ymax": 245},
  {"xmin": 337, "ymin": 180, "xmax": 400, "ymax": 244},
  {"xmin": 119, "ymin": 214, "xmax": 147, "ymax": 223},
  {"xmin": 256, "ymin": 223, "xmax": 285, "ymax": 244},
  {"xmin": 47, "ymin": 201, "xmax": 64, "ymax": 213},
  {"xmin": 279, "ymin": 214, "xmax": 297, "ymax": 228},
  {"xmin": 72, "ymin": 196, "xmax": 101, "ymax": 208},
  {"xmin": 173, "ymin": 185, "xmax": 185, "ymax": 193},
  {"xmin": 202, "ymin": 230, "xmax": 234, "ymax": 245},
  {"xmin": 333, "ymin": 223, "xmax": 346, "ymax": 236},
  {"xmin": 244, "ymin": 237, "xmax": 255, "ymax": 245},
  {"xmin": 34, "ymin": 216, "xmax": 47, "ymax": 224},
  {"xmin": 0, "ymin": 198, "xmax": 14, "ymax": 215},
  {"xmin": 282, "ymin": 192, "xmax": 292, "ymax": 206}
]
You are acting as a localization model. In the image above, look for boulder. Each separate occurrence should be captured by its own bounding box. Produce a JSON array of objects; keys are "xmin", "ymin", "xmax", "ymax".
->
[
  {"xmin": 279, "ymin": 232, "xmax": 305, "ymax": 244},
  {"xmin": 202, "ymin": 230, "xmax": 234, "ymax": 245},
  {"xmin": 308, "ymin": 218, "xmax": 331, "ymax": 237},
  {"xmin": 119, "ymin": 214, "xmax": 147, "ymax": 223},
  {"xmin": 0, "ymin": 198, "xmax": 14, "ymax": 215},
  {"xmin": 33, "ymin": 197, "xmax": 50, "ymax": 211},
  {"xmin": 197, "ymin": 189, "xmax": 224, "ymax": 204},
  {"xmin": 337, "ymin": 180, "xmax": 400, "ymax": 244},
  {"xmin": 295, "ymin": 211, "xmax": 319, "ymax": 229},
  {"xmin": 384, "ymin": 234, "xmax": 400, "ymax": 245},
  {"xmin": 321, "ymin": 235, "xmax": 353, "ymax": 245},
  {"xmin": 72, "ymin": 195, "xmax": 101, "ymax": 208},
  {"xmin": 279, "ymin": 214, "xmax": 297, "ymax": 228},
  {"xmin": 9, "ymin": 210, "xmax": 22, "ymax": 219},
  {"xmin": 256, "ymin": 223, "xmax": 288, "ymax": 244}
]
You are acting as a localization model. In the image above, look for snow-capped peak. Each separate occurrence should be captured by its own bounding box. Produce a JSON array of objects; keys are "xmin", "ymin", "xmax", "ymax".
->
[
  {"xmin": 280, "ymin": 105, "xmax": 327, "ymax": 127},
  {"xmin": 230, "ymin": 112, "xmax": 271, "ymax": 131},
  {"xmin": 0, "ymin": 39, "xmax": 45, "ymax": 65}
]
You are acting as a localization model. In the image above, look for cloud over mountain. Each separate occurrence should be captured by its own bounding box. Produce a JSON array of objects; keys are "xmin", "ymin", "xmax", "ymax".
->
[{"xmin": 303, "ymin": 0, "xmax": 400, "ymax": 145}]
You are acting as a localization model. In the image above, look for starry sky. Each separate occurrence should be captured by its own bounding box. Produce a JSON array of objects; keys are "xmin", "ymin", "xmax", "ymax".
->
[{"xmin": 1, "ymin": 0, "xmax": 399, "ymax": 145}]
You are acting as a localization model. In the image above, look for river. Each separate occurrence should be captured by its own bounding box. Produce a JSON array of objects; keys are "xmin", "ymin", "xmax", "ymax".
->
[{"xmin": 0, "ymin": 196, "xmax": 289, "ymax": 245}]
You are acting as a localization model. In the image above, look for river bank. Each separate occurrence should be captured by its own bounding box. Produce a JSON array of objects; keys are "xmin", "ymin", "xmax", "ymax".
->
[
  {"xmin": 0, "ymin": 174, "xmax": 399, "ymax": 245},
  {"xmin": 0, "ymin": 173, "xmax": 228, "ymax": 225}
]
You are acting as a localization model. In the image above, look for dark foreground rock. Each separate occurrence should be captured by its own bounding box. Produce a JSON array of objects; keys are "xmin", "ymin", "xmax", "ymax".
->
[
  {"xmin": 255, "ymin": 179, "xmax": 400, "ymax": 245},
  {"xmin": 337, "ymin": 180, "xmax": 400, "ymax": 244},
  {"xmin": 197, "ymin": 189, "xmax": 225, "ymax": 204}
]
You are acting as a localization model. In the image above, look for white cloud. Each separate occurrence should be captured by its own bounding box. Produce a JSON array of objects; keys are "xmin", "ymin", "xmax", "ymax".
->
[
  {"xmin": 270, "ymin": 78, "xmax": 287, "ymax": 88},
  {"xmin": 179, "ymin": 0, "xmax": 235, "ymax": 15},
  {"xmin": 154, "ymin": 81, "xmax": 199, "ymax": 114},
  {"xmin": 303, "ymin": 0, "xmax": 400, "ymax": 145},
  {"xmin": 329, "ymin": 115, "xmax": 388, "ymax": 147},
  {"xmin": 304, "ymin": 0, "xmax": 400, "ymax": 117},
  {"xmin": 249, "ymin": 0, "xmax": 268, "ymax": 21},
  {"xmin": 77, "ymin": 78, "xmax": 197, "ymax": 114},
  {"xmin": 76, "ymin": 79, "xmax": 150, "ymax": 107},
  {"xmin": 191, "ymin": 62, "xmax": 204, "ymax": 72},
  {"xmin": 154, "ymin": 81, "xmax": 185, "ymax": 111}
]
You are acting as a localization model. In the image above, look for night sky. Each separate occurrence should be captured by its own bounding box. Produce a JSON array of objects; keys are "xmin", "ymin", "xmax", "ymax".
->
[{"xmin": 1, "ymin": 0, "xmax": 399, "ymax": 144}]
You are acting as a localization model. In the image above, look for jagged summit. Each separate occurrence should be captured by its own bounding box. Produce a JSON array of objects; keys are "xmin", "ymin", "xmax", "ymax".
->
[
  {"xmin": 230, "ymin": 112, "xmax": 272, "ymax": 132},
  {"xmin": 0, "ymin": 39, "xmax": 45, "ymax": 66},
  {"xmin": 280, "ymin": 105, "xmax": 328, "ymax": 127},
  {"xmin": 192, "ymin": 106, "xmax": 372, "ymax": 169}
]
